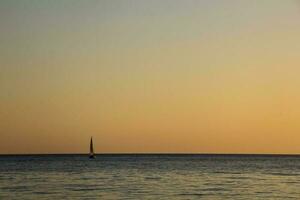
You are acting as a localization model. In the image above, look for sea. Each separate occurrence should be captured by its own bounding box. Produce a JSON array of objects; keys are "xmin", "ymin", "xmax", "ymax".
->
[{"xmin": 0, "ymin": 154, "xmax": 299, "ymax": 199}]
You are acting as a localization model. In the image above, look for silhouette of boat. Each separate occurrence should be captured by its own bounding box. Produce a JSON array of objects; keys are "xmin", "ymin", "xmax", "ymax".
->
[{"xmin": 89, "ymin": 137, "xmax": 95, "ymax": 159}]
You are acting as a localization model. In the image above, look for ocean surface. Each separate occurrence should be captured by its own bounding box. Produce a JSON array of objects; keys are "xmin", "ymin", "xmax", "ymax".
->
[{"xmin": 0, "ymin": 154, "xmax": 299, "ymax": 199}]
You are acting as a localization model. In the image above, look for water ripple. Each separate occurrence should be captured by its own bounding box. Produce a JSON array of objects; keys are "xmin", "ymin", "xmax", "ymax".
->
[{"xmin": 1, "ymin": 155, "xmax": 300, "ymax": 199}]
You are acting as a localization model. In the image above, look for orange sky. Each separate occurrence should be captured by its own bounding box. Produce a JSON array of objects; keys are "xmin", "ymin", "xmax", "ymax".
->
[{"xmin": 1, "ymin": 0, "xmax": 300, "ymax": 154}]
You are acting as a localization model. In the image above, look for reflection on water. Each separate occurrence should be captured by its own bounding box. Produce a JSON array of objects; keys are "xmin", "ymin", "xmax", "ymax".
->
[{"xmin": 0, "ymin": 155, "xmax": 300, "ymax": 199}]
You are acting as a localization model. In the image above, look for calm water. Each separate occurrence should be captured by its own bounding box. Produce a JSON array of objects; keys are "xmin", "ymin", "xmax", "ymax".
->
[{"xmin": 0, "ymin": 154, "xmax": 300, "ymax": 199}]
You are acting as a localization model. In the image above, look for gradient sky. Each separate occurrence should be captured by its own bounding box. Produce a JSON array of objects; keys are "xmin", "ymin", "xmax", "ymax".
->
[{"xmin": 1, "ymin": 0, "xmax": 300, "ymax": 154}]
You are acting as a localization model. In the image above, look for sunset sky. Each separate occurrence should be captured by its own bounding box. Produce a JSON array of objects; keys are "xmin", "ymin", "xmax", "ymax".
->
[{"xmin": 1, "ymin": 0, "xmax": 300, "ymax": 154}]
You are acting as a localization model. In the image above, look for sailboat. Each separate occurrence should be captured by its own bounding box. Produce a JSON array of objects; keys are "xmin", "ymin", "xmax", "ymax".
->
[{"xmin": 89, "ymin": 137, "xmax": 95, "ymax": 159}]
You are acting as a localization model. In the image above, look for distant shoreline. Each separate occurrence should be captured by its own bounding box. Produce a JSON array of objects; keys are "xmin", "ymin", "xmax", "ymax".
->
[{"xmin": 1, "ymin": 153, "xmax": 300, "ymax": 157}]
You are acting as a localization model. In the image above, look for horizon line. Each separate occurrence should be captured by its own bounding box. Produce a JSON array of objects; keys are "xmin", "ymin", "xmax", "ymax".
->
[{"xmin": 1, "ymin": 153, "xmax": 300, "ymax": 156}]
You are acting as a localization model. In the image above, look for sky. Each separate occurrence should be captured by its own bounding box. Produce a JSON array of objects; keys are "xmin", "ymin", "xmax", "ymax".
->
[{"xmin": 1, "ymin": 0, "xmax": 300, "ymax": 154}]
